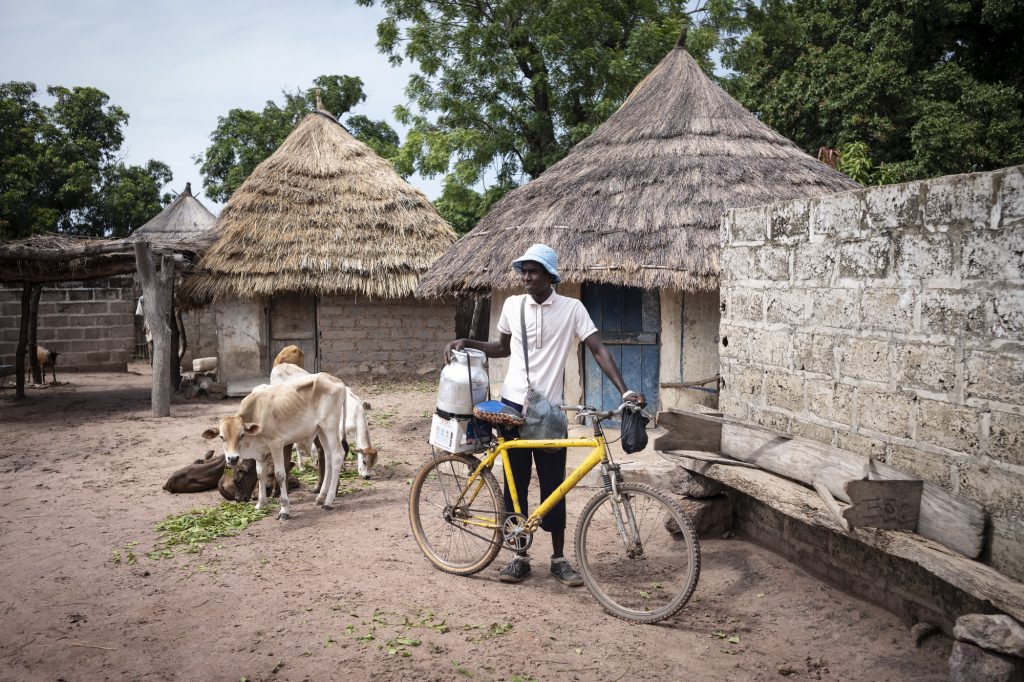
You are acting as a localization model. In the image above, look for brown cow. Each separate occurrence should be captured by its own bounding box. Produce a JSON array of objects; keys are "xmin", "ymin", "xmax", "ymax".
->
[
  {"xmin": 163, "ymin": 450, "xmax": 224, "ymax": 493},
  {"xmin": 218, "ymin": 453, "xmax": 300, "ymax": 502}
]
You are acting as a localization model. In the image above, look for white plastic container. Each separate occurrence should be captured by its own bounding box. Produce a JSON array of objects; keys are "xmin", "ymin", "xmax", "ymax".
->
[
  {"xmin": 429, "ymin": 413, "xmax": 489, "ymax": 453},
  {"xmin": 436, "ymin": 348, "xmax": 488, "ymax": 416}
]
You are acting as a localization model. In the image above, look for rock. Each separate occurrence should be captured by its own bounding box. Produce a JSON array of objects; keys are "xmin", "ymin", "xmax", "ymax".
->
[
  {"xmin": 357, "ymin": 363, "xmax": 371, "ymax": 373},
  {"xmin": 955, "ymin": 614, "xmax": 1024, "ymax": 658},
  {"xmin": 949, "ymin": 641, "xmax": 1024, "ymax": 682},
  {"xmin": 666, "ymin": 494, "xmax": 732, "ymax": 538},
  {"xmin": 372, "ymin": 365, "xmax": 388, "ymax": 375},
  {"xmin": 676, "ymin": 470, "xmax": 725, "ymax": 498}
]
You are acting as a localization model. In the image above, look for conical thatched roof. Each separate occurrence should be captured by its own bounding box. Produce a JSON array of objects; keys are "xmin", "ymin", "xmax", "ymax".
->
[
  {"xmin": 184, "ymin": 110, "xmax": 456, "ymax": 302},
  {"xmin": 417, "ymin": 33, "xmax": 859, "ymax": 296},
  {"xmin": 129, "ymin": 183, "xmax": 218, "ymax": 249}
]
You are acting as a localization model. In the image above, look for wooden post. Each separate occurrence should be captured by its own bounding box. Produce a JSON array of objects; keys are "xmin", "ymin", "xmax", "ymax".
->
[
  {"xmin": 14, "ymin": 282, "xmax": 30, "ymax": 398},
  {"xmin": 134, "ymin": 242, "xmax": 173, "ymax": 417},
  {"xmin": 27, "ymin": 284, "xmax": 42, "ymax": 384}
]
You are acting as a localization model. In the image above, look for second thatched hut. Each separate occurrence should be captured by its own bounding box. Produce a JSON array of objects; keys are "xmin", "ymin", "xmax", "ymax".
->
[
  {"xmin": 417, "ymin": 33, "xmax": 859, "ymax": 414},
  {"xmin": 184, "ymin": 109, "xmax": 457, "ymax": 392}
]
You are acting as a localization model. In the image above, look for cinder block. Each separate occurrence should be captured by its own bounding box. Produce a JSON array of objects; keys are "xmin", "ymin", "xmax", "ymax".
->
[
  {"xmin": 959, "ymin": 462, "xmax": 1024, "ymax": 515},
  {"xmin": 790, "ymin": 419, "xmax": 833, "ymax": 446},
  {"xmin": 765, "ymin": 288, "xmax": 808, "ymax": 324},
  {"xmin": 752, "ymin": 246, "xmax": 791, "ymax": 281},
  {"xmin": 989, "ymin": 515, "xmax": 1024, "ymax": 583},
  {"xmin": 768, "ymin": 198, "xmax": 811, "ymax": 243},
  {"xmin": 726, "ymin": 288, "xmax": 764, "ymax": 322},
  {"xmin": 920, "ymin": 290, "xmax": 987, "ymax": 335},
  {"xmin": 67, "ymin": 289, "xmax": 93, "ymax": 301},
  {"xmin": 839, "ymin": 236, "xmax": 890, "ymax": 279},
  {"xmin": 720, "ymin": 246, "xmax": 754, "ymax": 282},
  {"xmin": 793, "ymin": 332, "xmax": 837, "ymax": 375},
  {"xmin": 917, "ymin": 399, "xmax": 980, "ymax": 453},
  {"xmin": 963, "ymin": 229, "xmax": 1024, "ymax": 281},
  {"xmin": 749, "ymin": 408, "xmax": 790, "ymax": 432},
  {"xmin": 924, "ymin": 171, "xmax": 995, "ymax": 231},
  {"xmin": 888, "ymin": 444, "xmax": 953, "ymax": 487},
  {"xmin": 792, "ymin": 241, "xmax": 837, "ymax": 283},
  {"xmin": 965, "ymin": 350, "xmax": 1023, "ymax": 403},
  {"xmin": 731, "ymin": 205, "xmax": 769, "ymax": 242},
  {"xmin": 999, "ymin": 166, "xmax": 1024, "ymax": 229},
  {"xmin": 835, "ymin": 429, "xmax": 889, "ymax": 459},
  {"xmin": 720, "ymin": 365, "xmax": 764, "ymax": 405},
  {"xmin": 989, "ymin": 411, "xmax": 1024, "ymax": 467},
  {"xmin": 856, "ymin": 388, "xmax": 911, "ymax": 437},
  {"xmin": 894, "ymin": 233, "xmax": 955, "ymax": 281},
  {"xmin": 839, "ymin": 337, "xmax": 891, "ymax": 383},
  {"xmin": 993, "ymin": 289, "xmax": 1024, "ymax": 340},
  {"xmin": 808, "ymin": 288, "xmax": 857, "ymax": 329},
  {"xmin": 765, "ymin": 372, "xmax": 804, "ymax": 412},
  {"xmin": 865, "ymin": 181, "xmax": 922, "ymax": 232},
  {"xmin": 897, "ymin": 342, "xmax": 957, "ymax": 393},
  {"xmin": 805, "ymin": 379, "xmax": 854, "ymax": 424},
  {"xmin": 860, "ymin": 288, "xmax": 915, "ymax": 332},
  {"xmin": 811, "ymin": 190, "xmax": 865, "ymax": 237}
]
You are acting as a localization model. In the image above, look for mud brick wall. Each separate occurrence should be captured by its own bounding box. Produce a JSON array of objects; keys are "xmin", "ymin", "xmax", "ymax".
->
[
  {"xmin": 319, "ymin": 295, "xmax": 455, "ymax": 379},
  {"xmin": 719, "ymin": 165, "xmax": 1024, "ymax": 581},
  {"xmin": 0, "ymin": 277, "xmax": 136, "ymax": 371}
]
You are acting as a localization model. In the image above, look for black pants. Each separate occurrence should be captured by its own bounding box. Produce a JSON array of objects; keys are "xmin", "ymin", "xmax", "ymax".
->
[{"xmin": 500, "ymin": 399, "xmax": 567, "ymax": 533}]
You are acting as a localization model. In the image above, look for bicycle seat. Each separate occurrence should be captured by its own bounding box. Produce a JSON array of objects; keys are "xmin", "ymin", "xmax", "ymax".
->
[{"xmin": 472, "ymin": 400, "xmax": 525, "ymax": 426}]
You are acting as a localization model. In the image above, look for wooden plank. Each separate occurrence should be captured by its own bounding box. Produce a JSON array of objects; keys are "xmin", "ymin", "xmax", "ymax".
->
[
  {"xmin": 662, "ymin": 408, "xmax": 986, "ymax": 559},
  {"xmin": 843, "ymin": 479, "xmax": 923, "ymax": 530},
  {"xmin": 654, "ymin": 410, "xmax": 722, "ymax": 452},
  {"xmin": 641, "ymin": 342, "xmax": 660, "ymax": 414},
  {"xmin": 812, "ymin": 480, "xmax": 850, "ymax": 532},
  {"xmin": 661, "ymin": 452, "xmax": 1024, "ymax": 623}
]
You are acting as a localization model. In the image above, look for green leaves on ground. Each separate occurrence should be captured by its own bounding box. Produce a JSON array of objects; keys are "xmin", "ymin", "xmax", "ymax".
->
[{"xmin": 154, "ymin": 501, "xmax": 274, "ymax": 554}]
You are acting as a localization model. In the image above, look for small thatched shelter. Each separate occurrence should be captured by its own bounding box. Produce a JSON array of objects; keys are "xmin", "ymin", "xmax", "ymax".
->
[
  {"xmin": 130, "ymin": 182, "xmax": 217, "ymax": 249},
  {"xmin": 417, "ymin": 32, "xmax": 859, "ymax": 412},
  {"xmin": 183, "ymin": 109, "xmax": 457, "ymax": 389}
]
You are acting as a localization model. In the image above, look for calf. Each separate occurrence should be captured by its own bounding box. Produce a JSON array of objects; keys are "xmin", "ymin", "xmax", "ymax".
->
[
  {"xmin": 218, "ymin": 454, "xmax": 299, "ymax": 502},
  {"xmin": 202, "ymin": 373, "xmax": 348, "ymax": 519},
  {"xmin": 273, "ymin": 344, "xmax": 305, "ymax": 368},
  {"xmin": 269, "ymin": 363, "xmax": 378, "ymax": 480},
  {"xmin": 163, "ymin": 450, "xmax": 224, "ymax": 493}
]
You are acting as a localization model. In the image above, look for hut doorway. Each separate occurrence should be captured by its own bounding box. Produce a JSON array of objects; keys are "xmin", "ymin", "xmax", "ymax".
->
[
  {"xmin": 582, "ymin": 283, "xmax": 660, "ymax": 422},
  {"xmin": 269, "ymin": 293, "xmax": 318, "ymax": 372}
]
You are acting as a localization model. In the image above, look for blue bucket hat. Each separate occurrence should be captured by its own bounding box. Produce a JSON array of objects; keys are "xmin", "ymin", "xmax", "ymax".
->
[{"xmin": 512, "ymin": 243, "xmax": 561, "ymax": 284}]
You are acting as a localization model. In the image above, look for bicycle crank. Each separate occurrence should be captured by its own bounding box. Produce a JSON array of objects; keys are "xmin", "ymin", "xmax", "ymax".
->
[{"xmin": 503, "ymin": 513, "xmax": 533, "ymax": 552}]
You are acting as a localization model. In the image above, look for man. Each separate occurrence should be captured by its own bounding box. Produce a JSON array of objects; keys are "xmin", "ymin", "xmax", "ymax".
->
[{"xmin": 446, "ymin": 243, "xmax": 646, "ymax": 586}]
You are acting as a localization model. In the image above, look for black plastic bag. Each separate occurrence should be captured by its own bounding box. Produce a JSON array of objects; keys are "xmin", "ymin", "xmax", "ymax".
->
[{"xmin": 621, "ymin": 407, "xmax": 650, "ymax": 454}]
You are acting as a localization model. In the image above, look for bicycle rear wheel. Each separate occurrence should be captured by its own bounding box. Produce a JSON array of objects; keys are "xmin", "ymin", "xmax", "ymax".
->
[
  {"xmin": 576, "ymin": 482, "xmax": 700, "ymax": 623},
  {"xmin": 409, "ymin": 452, "xmax": 503, "ymax": 576}
]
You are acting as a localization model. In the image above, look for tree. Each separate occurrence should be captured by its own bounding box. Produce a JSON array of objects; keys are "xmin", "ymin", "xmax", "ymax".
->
[
  {"xmin": 358, "ymin": 0, "xmax": 718, "ymax": 232},
  {"xmin": 196, "ymin": 75, "xmax": 402, "ymax": 203},
  {"xmin": 0, "ymin": 81, "xmax": 171, "ymax": 240},
  {"xmin": 718, "ymin": 0, "xmax": 1024, "ymax": 182}
]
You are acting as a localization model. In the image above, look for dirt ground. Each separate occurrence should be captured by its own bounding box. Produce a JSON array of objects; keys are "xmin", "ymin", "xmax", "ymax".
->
[{"xmin": 0, "ymin": 364, "xmax": 951, "ymax": 681}]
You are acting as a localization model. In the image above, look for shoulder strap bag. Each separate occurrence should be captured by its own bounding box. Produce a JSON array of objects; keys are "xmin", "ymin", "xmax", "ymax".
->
[{"xmin": 519, "ymin": 297, "xmax": 569, "ymax": 440}]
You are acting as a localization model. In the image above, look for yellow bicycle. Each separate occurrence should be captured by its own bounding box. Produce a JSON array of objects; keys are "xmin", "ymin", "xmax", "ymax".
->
[{"xmin": 409, "ymin": 403, "xmax": 700, "ymax": 623}]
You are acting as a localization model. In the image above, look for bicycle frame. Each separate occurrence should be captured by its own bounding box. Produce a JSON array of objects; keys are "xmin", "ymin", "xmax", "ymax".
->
[{"xmin": 452, "ymin": 432, "xmax": 610, "ymax": 534}]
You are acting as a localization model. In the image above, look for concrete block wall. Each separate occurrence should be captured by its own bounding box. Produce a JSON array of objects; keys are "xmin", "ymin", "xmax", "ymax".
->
[
  {"xmin": 0, "ymin": 277, "xmax": 136, "ymax": 371},
  {"xmin": 319, "ymin": 295, "xmax": 455, "ymax": 379},
  {"xmin": 719, "ymin": 165, "xmax": 1024, "ymax": 581}
]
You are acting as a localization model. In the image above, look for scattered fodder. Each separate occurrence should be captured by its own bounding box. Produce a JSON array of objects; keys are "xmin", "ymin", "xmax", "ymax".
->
[{"xmin": 155, "ymin": 501, "xmax": 274, "ymax": 555}]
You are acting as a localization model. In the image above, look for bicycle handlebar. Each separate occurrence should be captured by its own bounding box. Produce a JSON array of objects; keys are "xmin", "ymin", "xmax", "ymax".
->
[{"xmin": 561, "ymin": 402, "xmax": 651, "ymax": 423}]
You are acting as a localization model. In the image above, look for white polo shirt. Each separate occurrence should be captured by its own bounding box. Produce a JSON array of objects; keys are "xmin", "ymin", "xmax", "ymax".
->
[{"xmin": 496, "ymin": 292, "xmax": 598, "ymax": 406}]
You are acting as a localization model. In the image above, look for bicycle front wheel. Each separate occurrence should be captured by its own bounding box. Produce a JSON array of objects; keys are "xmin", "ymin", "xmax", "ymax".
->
[
  {"xmin": 409, "ymin": 452, "xmax": 503, "ymax": 576},
  {"xmin": 576, "ymin": 482, "xmax": 700, "ymax": 623}
]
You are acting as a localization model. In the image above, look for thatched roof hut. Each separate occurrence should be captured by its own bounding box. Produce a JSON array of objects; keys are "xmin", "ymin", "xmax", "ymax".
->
[
  {"xmin": 129, "ymin": 182, "xmax": 218, "ymax": 249},
  {"xmin": 417, "ymin": 33, "xmax": 859, "ymax": 296},
  {"xmin": 185, "ymin": 110, "xmax": 456, "ymax": 303}
]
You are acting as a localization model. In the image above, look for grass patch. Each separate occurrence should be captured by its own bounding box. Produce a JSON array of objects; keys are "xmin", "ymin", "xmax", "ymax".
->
[
  {"xmin": 154, "ymin": 501, "xmax": 274, "ymax": 555},
  {"xmin": 370, "ymin": 408, "xmax": 398, "ymax": 428}
]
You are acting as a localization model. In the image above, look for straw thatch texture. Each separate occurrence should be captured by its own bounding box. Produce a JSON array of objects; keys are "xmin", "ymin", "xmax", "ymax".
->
[
  {"xmin": 0, "ymin": 234, "xmax": 186, "ymax": 284},
  {"xmin": 129, "ymin": 183, "xmax": 218, "ymax": 249},
  {"xmin": 184, "ymin": 111, "xmax": 456, "ymax": 303},
  {"xmin": 417, "ymin": 43, "xmax": 859, "ymax": 296}
]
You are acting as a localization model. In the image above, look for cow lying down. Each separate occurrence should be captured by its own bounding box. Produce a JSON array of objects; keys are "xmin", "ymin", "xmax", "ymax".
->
[
  {"xmin": 162, "ymin": 450, "xmax": 298, "ymax": 500},
  {"xmin": 219, "ymin": 455, "xmax": 299, "ymax": 502},
  {"xmin": 203, "ymin": 372, "xmax": 351, "ymax": 519}
]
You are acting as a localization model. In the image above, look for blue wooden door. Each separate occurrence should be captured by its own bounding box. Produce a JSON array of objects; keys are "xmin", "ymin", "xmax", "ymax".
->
[{"xmin": 582, "ymin": 283, "xmax": 660, "ymax": 423}]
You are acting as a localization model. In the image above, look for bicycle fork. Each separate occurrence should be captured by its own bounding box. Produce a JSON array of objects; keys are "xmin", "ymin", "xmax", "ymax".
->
[{"xmin": 600, "ymin": 463, "xmax": 645, "ymax": 558}]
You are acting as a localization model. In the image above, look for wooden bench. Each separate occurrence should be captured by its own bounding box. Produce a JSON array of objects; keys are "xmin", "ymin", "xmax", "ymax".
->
[{"xmin": 657, "ymin": 408, "xmax": 1024, "ymax": 625}]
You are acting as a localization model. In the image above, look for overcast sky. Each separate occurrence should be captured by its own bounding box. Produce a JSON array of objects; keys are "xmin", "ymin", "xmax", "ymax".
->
[{"xmin": 0, "ymin": 0, "xmax": 442, "ymax": 213}]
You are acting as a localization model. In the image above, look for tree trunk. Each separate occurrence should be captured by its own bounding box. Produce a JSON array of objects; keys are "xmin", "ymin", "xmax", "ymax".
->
[
  {"xmin": 134, "ymin": 242, "xmax": 174, "ymax": 417},
  {"xmin": 14, "ymin": 283, "xmax": 30, "ymax": 398},
  {"xmin": 27, "ymin": 284, "xmax": 42, "ymax": 384}
]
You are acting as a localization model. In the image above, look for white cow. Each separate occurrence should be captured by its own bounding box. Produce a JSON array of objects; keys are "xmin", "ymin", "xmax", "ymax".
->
[
  {"xmin": 269, "ymin": 363, "xmax": 378, "ymax": 479},
  {"xmin": 202, "ymin": 373, "xmax": 348, "ymax": 518}
]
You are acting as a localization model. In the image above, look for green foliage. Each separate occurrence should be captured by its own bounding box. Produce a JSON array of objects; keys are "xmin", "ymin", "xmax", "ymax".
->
[
  {"xmin": 718, "ymin": 0, "xmax": 1024, "ymax": 181},
  {"xmin": 358, "ymin": 0, "xmax": 720, "ymax": 231},
  {"xmin": 154, "ymin": 501, "xmax": 273, "ymax": 554},
  {"xmin": 0, "ymin": 81, "xmax": 170, "ymax": 239},
  {"xmin": 836, "ymin": 142, "xmax": 905, "ymax": 186},
  {"xmin": 196, "ymin": 74, "xmax": 401, "ymax": 202}
]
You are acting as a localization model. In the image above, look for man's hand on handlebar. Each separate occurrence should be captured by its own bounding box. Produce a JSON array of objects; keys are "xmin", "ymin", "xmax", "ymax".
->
[{"xmin": 622, "ymin": 390, "xmax": 647, "ymax": 407}]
